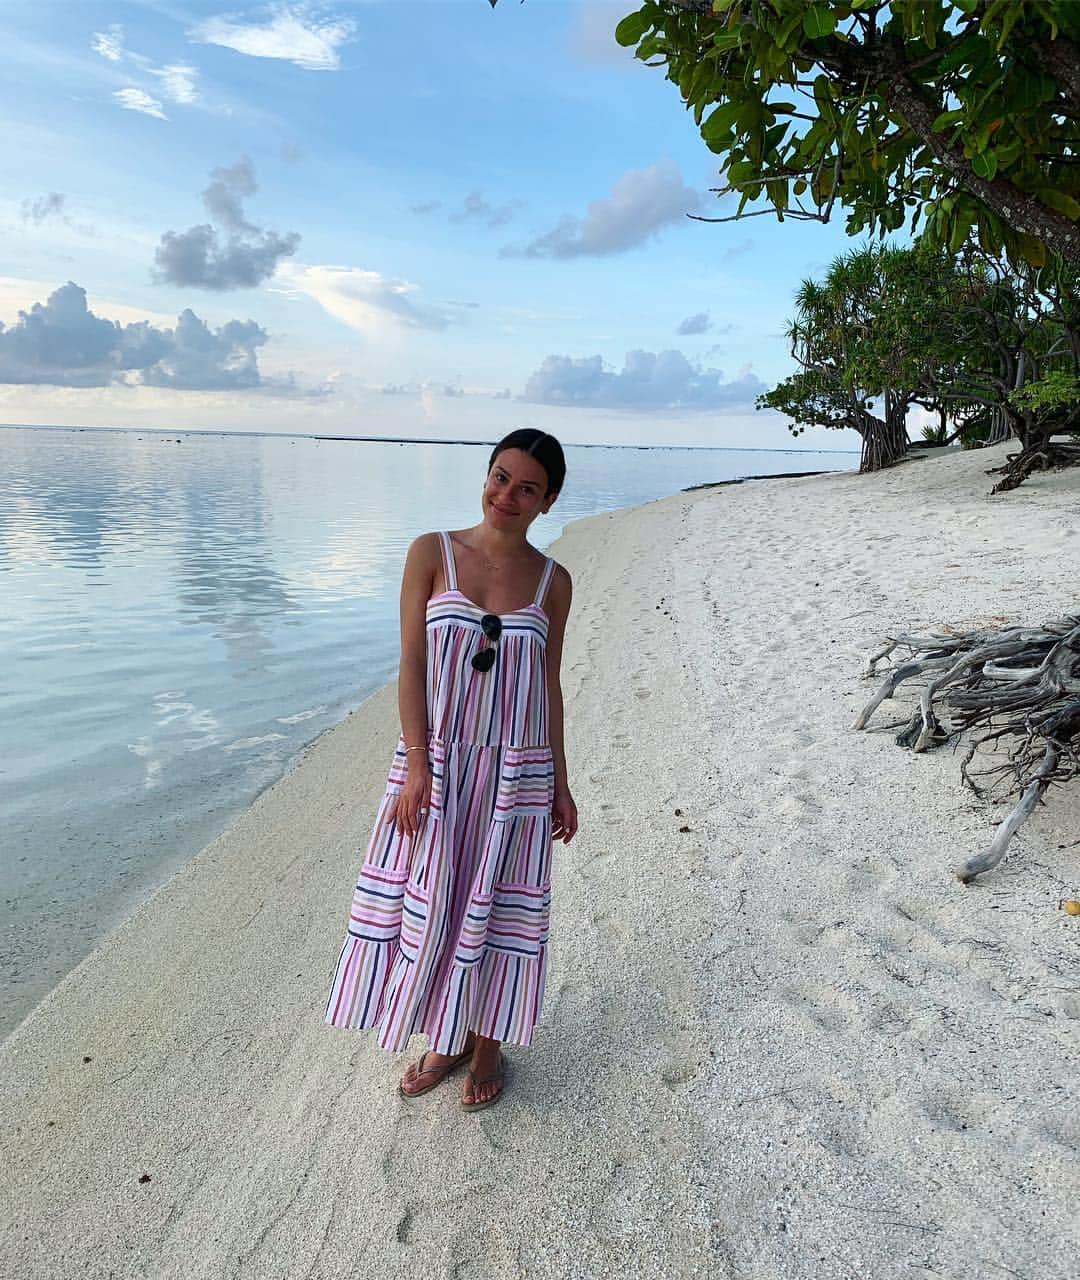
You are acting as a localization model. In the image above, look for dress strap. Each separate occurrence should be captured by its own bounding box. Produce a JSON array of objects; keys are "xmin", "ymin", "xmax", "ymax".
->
[
  {"xmin": 534, "ymin": 557, "xmax": 556, "ymax": 609},
  {"xmin": 438, "ymin": 531, "xmax": 458, "ymax": 593}
]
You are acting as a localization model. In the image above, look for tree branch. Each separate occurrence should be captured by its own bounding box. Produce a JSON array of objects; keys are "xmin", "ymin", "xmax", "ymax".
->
[{"xmin": 882, "ymin": 68, "xmax": 1080, "ymax": 264}]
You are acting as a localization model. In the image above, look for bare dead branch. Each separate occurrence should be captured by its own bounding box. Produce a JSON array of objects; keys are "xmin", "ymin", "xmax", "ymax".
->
[{"xmin": 857, "ymin": 615, "xmax": 1080, "ymax": 881}]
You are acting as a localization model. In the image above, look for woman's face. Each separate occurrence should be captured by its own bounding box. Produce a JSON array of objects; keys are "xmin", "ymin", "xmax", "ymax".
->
[{"xmin": 482, "ymin": 448, "xmax": 557, "ymax": 531}]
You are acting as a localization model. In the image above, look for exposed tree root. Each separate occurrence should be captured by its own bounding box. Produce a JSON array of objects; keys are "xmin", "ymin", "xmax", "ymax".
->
[
  {"xmin": 989, "ymin": 441, "xmax": 1080, "ymax": 494},
  {"xmin": 855, "ymin": 615, "xmax": 1080, "ymax": 881}
]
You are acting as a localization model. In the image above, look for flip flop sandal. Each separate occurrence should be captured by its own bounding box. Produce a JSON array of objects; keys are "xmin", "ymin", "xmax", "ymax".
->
[
  {"xmin": 399, "ymin": 1047, "xmax": 473, "ymax": 1099},
  {"xmin": 460, "ymin": 1054, "xmax": 507, "ymax": 1113}
]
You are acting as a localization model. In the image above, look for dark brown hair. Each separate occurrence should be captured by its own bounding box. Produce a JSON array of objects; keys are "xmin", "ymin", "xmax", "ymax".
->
[{"xmin": 488, "ymin": 429, "xmax": 566, "ymax": 498}]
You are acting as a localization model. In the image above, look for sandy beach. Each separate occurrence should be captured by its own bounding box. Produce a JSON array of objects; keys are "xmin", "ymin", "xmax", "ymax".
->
[{"xmin": 2, "ymin": 442, "xmax": 1078, "ymax": 1279}]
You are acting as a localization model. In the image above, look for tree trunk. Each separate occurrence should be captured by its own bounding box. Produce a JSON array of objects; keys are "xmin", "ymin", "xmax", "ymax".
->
[
  {"xmin": 987, "ymin": 406, "xmax": 1009, "ymax": 444},
  {"xmin": 857, "ymin": 389, "xmax": 912, "ymax": 471},
  {"xmin": 857, "ymin": 404, "xmax": 909, "ymax": 472},
  {"xmin": 887, "ymin": 388, "xmax": 912, "ymax": 458}
]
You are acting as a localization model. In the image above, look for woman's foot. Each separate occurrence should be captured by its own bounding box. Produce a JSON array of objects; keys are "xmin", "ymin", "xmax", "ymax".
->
[
  {"xmin": 462, "ymin": 1038, "xmax": 505, "ymax": 1109},
  {"xmin": 399, "ymin": 1039, "xmax": 474, "ymax": 1097}
]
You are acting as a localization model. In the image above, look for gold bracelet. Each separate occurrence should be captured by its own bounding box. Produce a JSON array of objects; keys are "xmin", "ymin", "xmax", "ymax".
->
[{"xmin": 404, "ymin": 745, "xmax": 427, "ymax": 754}]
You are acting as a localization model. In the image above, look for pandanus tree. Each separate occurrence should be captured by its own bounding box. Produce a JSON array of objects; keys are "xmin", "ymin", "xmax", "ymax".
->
[
  {"xmin": 761, "ymin": 240, "xmax": 1079, "ymax": 483},
  {"xmin": 759, "ymin": 242, "xmax": 961, "ymax": 470}
]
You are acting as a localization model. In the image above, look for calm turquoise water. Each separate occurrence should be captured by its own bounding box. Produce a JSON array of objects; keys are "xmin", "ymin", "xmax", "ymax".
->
[{"xmin": 0, "ymin": 425, "xmax": 853, "ymax": 1036}]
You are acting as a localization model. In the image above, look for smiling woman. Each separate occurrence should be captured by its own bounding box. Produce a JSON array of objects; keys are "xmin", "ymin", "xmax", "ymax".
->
[{"xmin": 324, "ymin": 427, "xmax": 578, "ymax": 1111}]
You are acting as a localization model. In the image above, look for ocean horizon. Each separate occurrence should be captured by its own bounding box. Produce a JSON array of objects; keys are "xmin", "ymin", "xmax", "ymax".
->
[{"xmin": 2, "ymin": 421, "xmax": 859, "ymax": 452}]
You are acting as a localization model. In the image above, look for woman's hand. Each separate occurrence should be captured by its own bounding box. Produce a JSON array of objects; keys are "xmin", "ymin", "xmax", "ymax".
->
[
  {"xmin": 551, "ymin": 784, "xmax": 578, "ymax": 844},
  {"xmin": 384, "ymin": 766, "xmax": 432, "ymax": 839}
]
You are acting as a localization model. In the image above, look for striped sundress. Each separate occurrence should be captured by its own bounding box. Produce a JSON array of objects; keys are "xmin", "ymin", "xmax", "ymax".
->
[{"xmin": 324, "ymin": 531, "xmax": 557, "ymax": 1054}]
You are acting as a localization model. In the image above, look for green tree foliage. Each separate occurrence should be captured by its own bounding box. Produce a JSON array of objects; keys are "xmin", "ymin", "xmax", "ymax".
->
[
  {"xmin": 1011, "ymin": 369, "xmax": 1080, "ymax": 416},
  {"xmin": 761, "ymin": 241, "xmax": 1080, "ymax": 484},
  {"xmin": 614, "ymin": 1, "xmax": 1080, "ymax": 268},
  {"xmin": 909, "ymin": 248, "xmax": 1080, "ymax": 480},
  {"xmin": 760, "ymin": 242, "xmax": 960, "ymax": 470}
]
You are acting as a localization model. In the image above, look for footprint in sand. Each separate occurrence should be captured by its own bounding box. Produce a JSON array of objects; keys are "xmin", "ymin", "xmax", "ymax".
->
[{"xmin": 661, "ymin": 1061, "xmax": 702, "ymax": 1090}]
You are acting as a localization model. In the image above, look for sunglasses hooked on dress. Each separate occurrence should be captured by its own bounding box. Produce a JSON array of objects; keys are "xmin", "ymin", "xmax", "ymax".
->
[{"xmin": 471, "ymin": 613, "xmax": 502, "ymax": 672}]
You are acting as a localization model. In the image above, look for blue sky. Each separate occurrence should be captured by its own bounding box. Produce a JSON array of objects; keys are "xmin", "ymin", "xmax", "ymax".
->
[{"xmin": 1, "ymin": 0, "xmax": 864, "ymax": 449}]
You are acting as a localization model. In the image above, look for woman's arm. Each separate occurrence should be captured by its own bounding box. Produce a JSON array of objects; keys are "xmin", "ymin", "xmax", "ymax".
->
[
  {"xmin": 391, "ymin": 533, "xmax": 438, "ymax": 837},
  {"xmin": 545, "ymin": 564, "xmax": 578, "ymax": 843}
]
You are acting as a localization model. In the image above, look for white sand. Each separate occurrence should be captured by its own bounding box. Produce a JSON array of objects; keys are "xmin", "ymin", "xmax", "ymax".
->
[{"xmin": 2, "ymin": 443, "xmax": 1078, "ymax": 1279}]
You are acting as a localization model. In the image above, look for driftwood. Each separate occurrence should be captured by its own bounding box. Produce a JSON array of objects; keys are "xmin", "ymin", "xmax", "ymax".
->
[{"xmin": 854, "ymin": 616, "xmax": 1080, "ymax": 881}]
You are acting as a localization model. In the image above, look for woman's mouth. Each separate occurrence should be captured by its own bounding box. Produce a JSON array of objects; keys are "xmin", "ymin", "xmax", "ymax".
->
[{"xmin": 492, "ymin": 503, "xmax": 516, "ymax": 515}]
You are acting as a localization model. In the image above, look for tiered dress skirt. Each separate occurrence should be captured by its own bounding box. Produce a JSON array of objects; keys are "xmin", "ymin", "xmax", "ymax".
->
[{"xmin": 324, "ymin": 571, "xmax": 556, "ymax": 1055}]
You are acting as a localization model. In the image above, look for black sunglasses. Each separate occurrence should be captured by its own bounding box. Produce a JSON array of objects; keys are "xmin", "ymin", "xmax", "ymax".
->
[{"xmin": 471, "ymin": 613, "xmax": 502, "ymax": 671}]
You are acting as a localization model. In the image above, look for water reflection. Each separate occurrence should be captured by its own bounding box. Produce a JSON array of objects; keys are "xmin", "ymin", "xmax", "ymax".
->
[{"xmin": 174, "ymin": 495, "xmax": 294, "ymax": 670}]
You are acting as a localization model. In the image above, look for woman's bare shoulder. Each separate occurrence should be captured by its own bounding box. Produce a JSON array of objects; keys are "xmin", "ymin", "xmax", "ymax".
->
[
  {"xmin": 401, "ymin": 533, "xmax": 444, "ymax": 593},
  {"xmin": 546, "ymin": 560, "xmax": 573, "ymax": 613},
  {"xmin": 406, "ymin": 531, "xmax": 443, "ymax": 560}
]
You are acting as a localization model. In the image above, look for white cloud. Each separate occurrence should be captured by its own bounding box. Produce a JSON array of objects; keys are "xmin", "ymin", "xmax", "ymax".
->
[
  {"xmin": 113, "ymin": 88, "xmax": 168, "ymax": 120},
  {"xmin": 191, "ymin": 6, "xmax": 356, "ymax": 71},
  {"xmin": 276, "ymin": 264, "xmax": 448, "ymax": 336},
  {"xmin": 153, "ymin": 64, "xmax": 198, "ymax": 104},
  {"xmin": 93, "ymin": 25, "xmax": 199, "ymax": 108},
  {"xmin": 92, "ymin": 26, "xmax": 125, "ymax": 62}
]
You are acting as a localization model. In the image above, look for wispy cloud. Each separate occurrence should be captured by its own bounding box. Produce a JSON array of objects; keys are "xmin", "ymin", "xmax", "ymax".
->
[
  {"xmin": 154, "ymin": 157, "xmax": 301, "ymax": 290},
  {"xmin": 723, "ymin": 238, "xmax": 754, "ymax": 261},
  {"xmin": 113, "ymin": 88, "xmax": 168, "ymax": 120},
  {"xmin": 521, "ymin": 348, "xmax": 765, "ymax": 411},
  {"xmin": 94, "ymin": 24, "xmax": 200, "ymax": 111},
  {"xmin": 676, "ymin": 311, "xmax": 711, "ymax": 336},
  {"xmin": 276, "ymin": 263, "xmax": 449, "ymax": 336},
  {"xmin": 504, "ymin": 160, "xmax": 700, "ymax": 259},
  {"xmin": 20, "ymin": 193, "xmax": 66, "ymax": 225},
  {"xmin": 190, "ymin": 5, "xmax": 356, "ymax": 71},
  {"xmin": 451, "ymin": 191, "xmax": 523, "ymax": 229},
  {"xmin": 375, "ymin": 379, "xmax": 494, "ymax": 398},
  {"xmin": 92, "ymin": 26, "xmax": 125, "ymax": 63},
  {"xmin": 411, "ymin": 193, "xmax": 521, "ymax": 227},
  {"xmin": 153, "ymin": 64, "xmax": 198, "ymax": 104}
]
